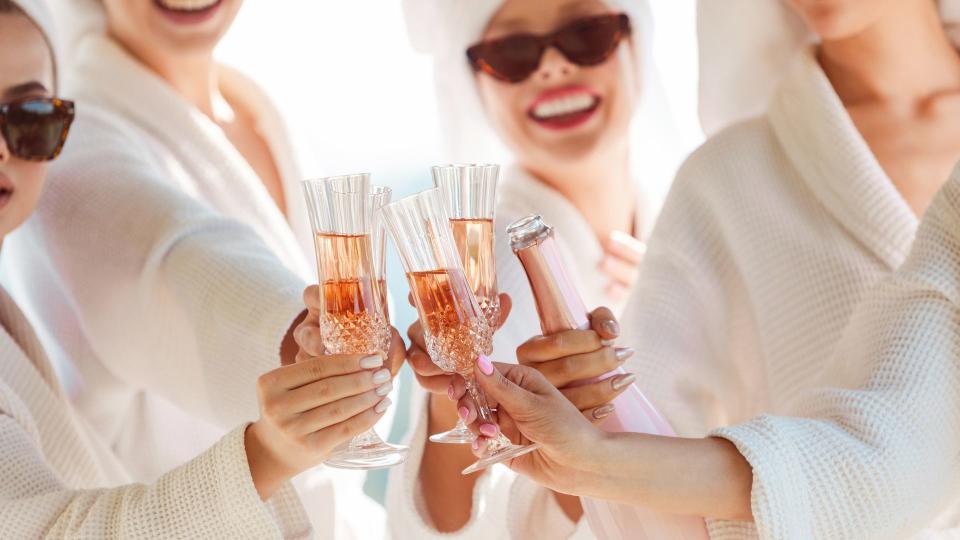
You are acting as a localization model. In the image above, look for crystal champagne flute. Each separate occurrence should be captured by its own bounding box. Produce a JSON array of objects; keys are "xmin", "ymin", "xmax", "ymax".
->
[
  {"xmin": 428, "ymin": 163, "xmax": 500, "ymax": 444},
  {"xmin": 382, "ymin": 188, "xmax": 538, "ymax": 474},
  {"xmin": 302, "ymin": 173, "xmax": 408, "ymax": 470}
]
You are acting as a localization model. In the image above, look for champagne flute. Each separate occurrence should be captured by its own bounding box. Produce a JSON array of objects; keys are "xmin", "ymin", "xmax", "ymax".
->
[
  {"xmin": 382, "ymin": 189, "xmax": 538, "ymax": 474},
  {"xmin": 428, "ymin": 164, "xmax": 499, "ymax": 444},
  {"xmin": 302, "ymin": 173, "xmax": 408, "ymax": 470},
  {"xmin": 370, "ymin": 185, "xmax": 392, "ymax": 325}
]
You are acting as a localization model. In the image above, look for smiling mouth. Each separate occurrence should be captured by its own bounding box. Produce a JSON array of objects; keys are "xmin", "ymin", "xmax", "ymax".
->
[{"xmin": 154, "ymin": 0, "xmax": 222, "ymax": 13}]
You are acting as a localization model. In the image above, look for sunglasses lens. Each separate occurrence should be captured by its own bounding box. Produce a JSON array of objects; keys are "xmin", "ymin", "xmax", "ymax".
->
[
  {"xmin": 4, "ymin": 100, "xmax": 69, "ymax": 161},
  {"xmin": 556, "ymin": 14, "xmax": 625, "ymax": 66},
  {"xmin": 471, "ymin": 35, "xmax": 543, "ymax": 83}
]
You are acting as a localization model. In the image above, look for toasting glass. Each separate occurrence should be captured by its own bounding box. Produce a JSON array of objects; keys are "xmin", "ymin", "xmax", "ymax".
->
[
  {"xmin": 382, "ymin": 189, "xmax": 538, "ymax": 474},
  {"xmin": 370, "ymin": 185, "xmax": 392, "ymax": 325},
  {"xmin": 428, "ymin": 164, "xmax": 500, "ymax": 444},
  {"xmin": 302, "ymin": 173, "xmax": 408, "ymax": 470}
]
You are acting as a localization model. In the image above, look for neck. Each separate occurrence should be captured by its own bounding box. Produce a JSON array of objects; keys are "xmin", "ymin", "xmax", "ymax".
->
[
  {"xmin": 107, "ymin": 31, "xmax": 223, "ymax": 119},
  {"xmin": 522, "ymin": 143, "xmax": 636, "ymax": 240},
  {"xmin": 819, "ymin": 0, "xmax": 960, "ymax": 105}
]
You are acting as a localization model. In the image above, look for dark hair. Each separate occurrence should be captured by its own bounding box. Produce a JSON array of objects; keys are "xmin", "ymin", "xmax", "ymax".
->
[{"xmin": 0, "ymin": 0, "xmax": 26, "ymax": 15}]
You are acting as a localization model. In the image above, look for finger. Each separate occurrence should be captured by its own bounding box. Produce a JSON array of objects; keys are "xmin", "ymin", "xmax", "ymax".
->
[
  {"xmin": 293, "ymin": 389, "xmax": 388, "ymax": 434},
  {"xmin": 294, "ymin": 323, "xmax": 326, "ymax": 357},
  {"xmin": 517, "ymin": 330, "xmax": 605, "ymax": 364},
  {"xmin": 387, "ymin": 328, "xmax": 407, "ymax": 377},
  {"xmin": 302, "ymin": 285, "xmax": 322, "ymax": 313},
  {"xmin": 536, "ymin": 346, "xmax": 633, "ymax": 387},
  {"xmin": 496, "ymin": 293, "xmax": 512, "ymax": 329},
  {"xmin": 599, "ymin": 254, "xmax": 638, "ymax": 288},
  {"xmin": 456, "ymin": 392, "xmax": 479, "ymax": 425},
  {"xmin": 267, "ymin": 352, "xmax": 385, "ymax": 391},
  {"xmin": 560, "ymin": 372, "xmax": 635, "ymax": 411},
  {"xmin": 448, "ymin": 375, "xmax": 467, "ymax": 402},
  {"xmin": 589, "ymin": 306, "xmax": 620, "ymax": 342},
  {"xmin": 282, "ymin": 367, "xmax": 393, "ymax": 414},
  {"xmin": 407, "ymin": 320, "xmax": 428, "ymax": 351},
  {"xmin": 407, "ymin": 344, "xmax": 445, "ymax": 378},
  {"xmin": 584, "ymin": 403, "xmax": 617, "ymax": 425},
  {"xmin": 474, "ymin": 358, "xmax": 555, "ymax": 415},
  {"xmin": 407, "ymin": 291, "xmax": 415, "ymax": 307},
  {"xmin": 414, "ymin": 371, "xmax": 452, "ymax": 395},
  {"xmin": 311, "ymin": 398, "xmax": 391, "ymax": 447},
  {"xmin": 603, "ymin": 231, "xmax": 646, "ymax": 264}
]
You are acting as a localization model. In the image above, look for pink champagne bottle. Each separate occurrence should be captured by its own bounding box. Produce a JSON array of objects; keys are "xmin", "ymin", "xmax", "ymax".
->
[{"xmin": 508, "ymin": 215, "xmax": 708, "ymax": 540}]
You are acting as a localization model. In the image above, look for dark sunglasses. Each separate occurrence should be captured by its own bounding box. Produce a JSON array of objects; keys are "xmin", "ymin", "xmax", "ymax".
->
[
  {"xmin": 467, "ymin": 13, "xmax": 631, "ymax": 84},
  {"xmin": 0, "ymin": 98, "xmax": 75, "ymax": 162}
]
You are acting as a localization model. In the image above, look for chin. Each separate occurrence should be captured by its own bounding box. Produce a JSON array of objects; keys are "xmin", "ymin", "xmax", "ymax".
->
[{"xmin": 795, "ymin": 2, "xmax": 882, "ymax": 40}]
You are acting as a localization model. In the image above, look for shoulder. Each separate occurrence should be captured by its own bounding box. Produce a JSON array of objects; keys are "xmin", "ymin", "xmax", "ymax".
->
[{"xmin": 55, "ymin": 104, "xmax": 159, "ymax": 176}]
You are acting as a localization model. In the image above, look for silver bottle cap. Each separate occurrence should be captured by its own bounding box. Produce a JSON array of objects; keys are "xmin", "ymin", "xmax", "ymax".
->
[{"xmin": 507, "ymin": 214, "xmax": 552, "ymax": 250}]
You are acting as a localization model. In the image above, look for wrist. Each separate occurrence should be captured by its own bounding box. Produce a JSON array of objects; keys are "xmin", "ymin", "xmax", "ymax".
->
[{"xmin": 245, "ymin": 421, "xmax": 298, "ymax": 501}]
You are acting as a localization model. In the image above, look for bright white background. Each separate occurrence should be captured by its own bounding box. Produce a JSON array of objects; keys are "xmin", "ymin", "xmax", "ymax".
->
[{"xmin": 217, "ymin": 0, "xmax": 702, "ymax": 506}]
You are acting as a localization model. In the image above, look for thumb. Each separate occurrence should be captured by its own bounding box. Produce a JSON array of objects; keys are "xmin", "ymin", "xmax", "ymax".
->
[{"xmin": 475, "ymin": 356, "xmax": 552, "ymax": 414}]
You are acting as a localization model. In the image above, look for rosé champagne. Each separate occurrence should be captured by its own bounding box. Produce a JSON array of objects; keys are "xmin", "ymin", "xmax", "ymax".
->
[
  {"xmin": 406, "ymin": 269, "xmax": 490, "ymax": 374},
  {"xmin": 449, "ymin": 217, "xmax": 500, "ymax": 351},
  {"xmin": 508, "ymin": 215, "xmax": 708, "ymax": 540},
  {"xmin": 315, "ymin": 232, "xmax": 390, "ymax": 355}
]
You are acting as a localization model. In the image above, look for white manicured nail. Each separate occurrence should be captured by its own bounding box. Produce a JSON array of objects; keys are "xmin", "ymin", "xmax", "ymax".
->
[
  {"xmin": 372, "ymin": 369, "xmax": 390, "ymax": 384},
  {"xmin": 375, "ymin": 397, "xmax": 392, "ymax": 414},
  {"xmin": 376, "ymin": 381, "xmax": 393, "ymax": 396},
  {"xmin": 360, "ymin": 355, "xmax": 384, "ymax": 369}
]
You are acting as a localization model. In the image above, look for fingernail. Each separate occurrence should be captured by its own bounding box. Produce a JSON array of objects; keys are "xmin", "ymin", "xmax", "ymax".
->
[
  {"xmin": 615, "ymin": 347, "xmax": 635, "ymax": 362},
  {"xmin": 372, "ymin": 369, "xmax": 391, "ymax": 384},
  {"xmin": 458, "ymin": 406, "xmax": 470, "ymax": 420},
  {"xmin": 479, "ymin": 423, "xmax": 498, "ymax": 437},
  {"xmin": 376, "ymin": 381, "xmax": 393, "ymax": 396},
  {"xmin": 360, "ymin": 355, "xmax": 384, "ymax": 369},
  {"xmin": 447, "ymin": 385, "xmax": 456, "ymax": 401},
  {"xmin": 375, "ymin": 397, "xmax": 392, "ymax": 414},
  {"xmin": 472, "ymin": 438, "xmax": 481, "ymax": 451},
  {"xmin": 477, "ymin": 355, "xmax": 494, "ymax": 376},
  {"xmin": 611, "ymin": 373, "xmax": 636, "ymax": 390},
  {"xmin": 593, "ymin": 403, "xmax": 616, "ymax": 420},
  {"xmin": 603, "ymin": 319, "xmax": 621, "ymax": 338}
]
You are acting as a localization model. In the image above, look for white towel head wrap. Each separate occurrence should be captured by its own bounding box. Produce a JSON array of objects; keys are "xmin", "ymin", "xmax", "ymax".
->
[
  {"xmin": 697, "ymin": 0, "xmax": 960, "ymax": 136},
  {"xmin": 5, "ymin": 0, "xmax": 60, "ymax": 89},
  {"xmin": 403, "ymin": 0, "xmax": 684, "ymax": 189}
]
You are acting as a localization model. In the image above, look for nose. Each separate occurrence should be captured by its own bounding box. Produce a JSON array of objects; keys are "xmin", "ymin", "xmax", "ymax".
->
[{"xmin": 534, "ymin": 46, "xmax": 576, "ymax": 83}]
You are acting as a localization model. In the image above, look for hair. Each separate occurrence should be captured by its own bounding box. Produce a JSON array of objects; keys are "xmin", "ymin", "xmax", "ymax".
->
[{"xmin": 0, "ymin": 0, "xmax": 26, "ymax": 14}]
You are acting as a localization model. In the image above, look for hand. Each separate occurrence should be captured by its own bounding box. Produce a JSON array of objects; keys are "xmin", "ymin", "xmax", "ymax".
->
[
  {"xmin": 245, "ymin": 352, "xmax": 393, "ymax": 500},
  {"xmin": 453, "ymin": 307, "xmax": 633, "ymax": 435},
  {"xmin": 295, "ymin": 285, "xmax": 407, "ymax": 378},
  {"xmin": 407, "ymin": 292, "xmax": 512, "ymax": 396},
  {"xmin": 600, "ymin": 231, "xmax": 645, "ymax": 302},
  {"xmin": 468, "ymin": 359, "xmax": 605, "ymax": 494}
]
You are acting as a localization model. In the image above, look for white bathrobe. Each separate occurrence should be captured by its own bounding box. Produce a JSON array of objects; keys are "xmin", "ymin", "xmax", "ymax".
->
[
  {"xmin": 611, "ymin": 48, "xmax": 960, "ymax": 538},
  {"xmin": 1, "ymin": 34, "xmax": 382, "ymax": 538},
  {"xmin": 0, "ymin": 285, "xmax": 312, "ymax": 538}
]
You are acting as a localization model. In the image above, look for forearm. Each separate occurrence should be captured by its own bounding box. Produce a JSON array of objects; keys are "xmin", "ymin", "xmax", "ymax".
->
[
  {"xmin": 579, "ymin": 433, "xmax": 753, "ymax": 521},
  {"xmin": 419, "ymin": 394, "xmax": 483, "ymax": 531}
]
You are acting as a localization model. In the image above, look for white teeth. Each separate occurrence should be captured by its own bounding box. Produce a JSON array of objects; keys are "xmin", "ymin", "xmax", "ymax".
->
[
  {"xmin": 158, "ymin": 0, "xmax": 220, "ymax": 12},
  {"xmin": 532, "ymin": 94, "xmax": 598, "ymax": 119}
]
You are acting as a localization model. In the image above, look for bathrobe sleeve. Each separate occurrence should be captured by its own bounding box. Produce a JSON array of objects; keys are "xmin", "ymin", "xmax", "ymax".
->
[
  {"xmin": 0, "ymin": 413, "xmax": 311, "ymax": 539},
  {"xmin": 20, "ymin": 108, "xmax": 306, "ymax": 428},
  {"xmin": 710, "ymin": 178, "xmax": 960, "ymax": 539}
]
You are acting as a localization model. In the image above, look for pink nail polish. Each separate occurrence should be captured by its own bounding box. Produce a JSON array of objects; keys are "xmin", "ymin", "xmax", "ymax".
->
[
  {"xmin": 477, "ymin": 355, "xmax": 494, "ymax": 376},
  {"xmin": 447, "ymin": 385, "xmax": 455, "ymax": 401},
  {"xmin": 458, "ymin": 406, "xmax": 469, "ymax": 420},
  {"xmin": 471, "ymin": 438, "xmax": 480, "ymax": 451},
  {"xmin": 479, "ymin": 423, "xmax": 497, "ymax": 437}
]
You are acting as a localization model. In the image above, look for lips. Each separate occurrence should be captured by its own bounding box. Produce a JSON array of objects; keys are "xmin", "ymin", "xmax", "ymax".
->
[
  {"xmin": 153, "ymin": 0, "xmax": 223, "ymax": 24},
  {"xmin": 527, "ymin": 86, "xmax": 602, "ymax": 131}
]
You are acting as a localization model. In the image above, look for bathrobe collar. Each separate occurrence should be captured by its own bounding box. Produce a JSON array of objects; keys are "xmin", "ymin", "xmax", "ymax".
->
[
  {"xmin": 66, "ymin": 35, "xmax": 312, "ymax": 280},
  {"xmin": 768, "ymin": 48, "xmax": 918, "ymax": 269}
]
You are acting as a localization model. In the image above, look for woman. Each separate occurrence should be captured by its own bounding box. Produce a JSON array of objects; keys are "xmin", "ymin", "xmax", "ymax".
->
[
  {"xmin": 456, "ymin": 0, "xmax": 960, "ymax": 536},
  {"xmin": 391, "ymin": 1, "xmax": 681, "ymax": 535},
  {"xmin": 0, "ymin": 2, "xmax": 393, "ymax": 536},
  {"xmin": 2, "ymin": 0, "xmax": 397, "ymax": 535},
  {"xmin": 463, "ymin": 159, "xmax": 960, "ymax": 535}
]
